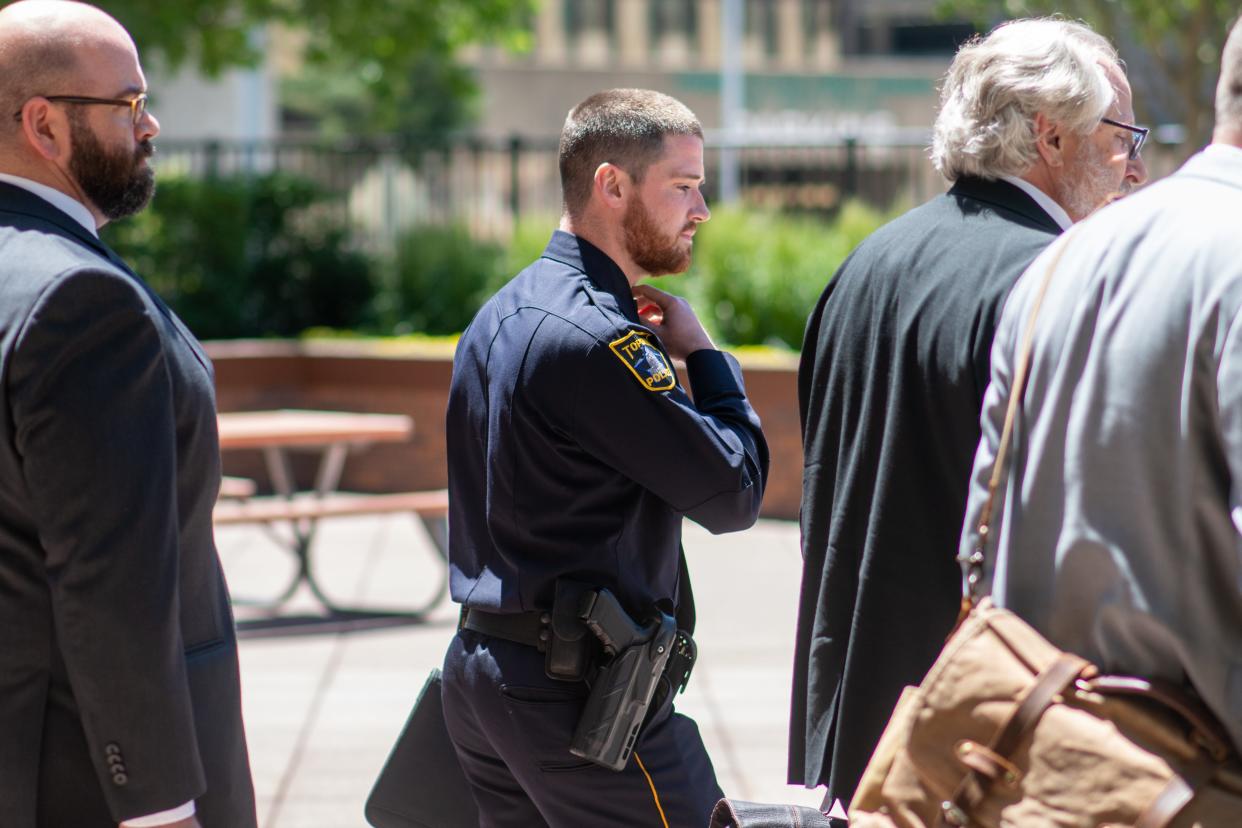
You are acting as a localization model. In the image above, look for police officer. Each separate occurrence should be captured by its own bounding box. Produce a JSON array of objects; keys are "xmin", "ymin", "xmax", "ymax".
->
[{"xmin": 440, "ymin": 89, "xmax": 769, "ymax": 827}]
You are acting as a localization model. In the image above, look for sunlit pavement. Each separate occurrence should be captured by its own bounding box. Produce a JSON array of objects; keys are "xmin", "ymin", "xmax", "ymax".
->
[{"xmin": 219, "ymin": 515, "xmax": 823, "ymax": 827}]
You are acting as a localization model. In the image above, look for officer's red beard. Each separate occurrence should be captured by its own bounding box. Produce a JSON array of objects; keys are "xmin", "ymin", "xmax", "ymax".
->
[{"xmin": 622, "ymin": 195, "xmax": 694, "ymax": 276}]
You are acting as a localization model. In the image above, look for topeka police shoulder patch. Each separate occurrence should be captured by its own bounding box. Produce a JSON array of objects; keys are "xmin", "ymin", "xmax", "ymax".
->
[{"xmin": 608, "ymin": 330, "xmax": 676, "ymax": 392}]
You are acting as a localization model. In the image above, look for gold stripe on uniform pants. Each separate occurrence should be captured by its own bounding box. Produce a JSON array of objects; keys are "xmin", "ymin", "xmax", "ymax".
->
[{"xmin": 634, "ymin": 752, "xmax": 670, "ymax": 828}]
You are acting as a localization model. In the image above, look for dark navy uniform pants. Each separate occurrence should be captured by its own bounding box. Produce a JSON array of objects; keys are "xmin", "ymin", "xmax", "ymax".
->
[{"xmin": 442, "ymin": 628, "xmax": 723, "ymax": 827}]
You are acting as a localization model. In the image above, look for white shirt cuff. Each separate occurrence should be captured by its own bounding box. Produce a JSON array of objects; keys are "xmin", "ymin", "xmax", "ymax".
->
[{"xmin": 120, "ymin": 800, "xmax": 196, "ymax": 827}]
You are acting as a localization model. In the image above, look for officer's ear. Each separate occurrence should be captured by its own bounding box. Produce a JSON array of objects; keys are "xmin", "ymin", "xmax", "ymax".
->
[{"xmin": 593, "ymin": 161, "xmax": 630, "ymax": 211}]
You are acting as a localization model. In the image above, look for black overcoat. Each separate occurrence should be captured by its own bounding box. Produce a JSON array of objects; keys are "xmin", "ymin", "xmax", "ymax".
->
[{"xmin": 789, "ymin": 177, "xmax": 1061, "ymax": 805}]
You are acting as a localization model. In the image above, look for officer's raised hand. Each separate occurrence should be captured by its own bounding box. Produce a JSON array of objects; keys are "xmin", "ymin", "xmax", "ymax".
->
[{"xmin": 633, "ymin": 283, "xmax": 716, "ymax": 361}]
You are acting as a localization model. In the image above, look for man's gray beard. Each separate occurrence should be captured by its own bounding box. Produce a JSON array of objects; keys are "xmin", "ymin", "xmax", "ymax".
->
[{"xmin": 1059, "ymin": 139, "xmax": 1127, "ymax": 221}]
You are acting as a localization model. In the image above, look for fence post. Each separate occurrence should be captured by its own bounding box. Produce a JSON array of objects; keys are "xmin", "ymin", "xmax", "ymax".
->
[
  {"xmin": 844, "ymin": 136, "xmax": 859, "ymax": 200},
  {"xmin": 205, "ymin": 139, "xmax": 221, "ymax": 180},
  {"xmin": 509, "ymin": 135, "xmax": 522, "ymax": 223}
]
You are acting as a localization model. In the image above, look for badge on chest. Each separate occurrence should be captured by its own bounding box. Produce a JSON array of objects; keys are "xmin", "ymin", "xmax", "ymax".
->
[{"xmin": 608, "ymin": 330, "xmax": 675, "ymax": 392}]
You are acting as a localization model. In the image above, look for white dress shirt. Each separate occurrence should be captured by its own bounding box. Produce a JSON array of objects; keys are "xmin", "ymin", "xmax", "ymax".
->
[
  {"xmin": 0, "ymin": 172, "xmax": 195, "ymax": 828},
  {"xmin": 0, "ymin": 172, "xmax": 98, "ymax": 236}
]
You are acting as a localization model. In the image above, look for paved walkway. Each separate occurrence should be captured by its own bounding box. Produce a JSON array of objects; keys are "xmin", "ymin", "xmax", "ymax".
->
[{"xmin": 218, "ymin": 515, "xmax": 823, "ymax": 827}]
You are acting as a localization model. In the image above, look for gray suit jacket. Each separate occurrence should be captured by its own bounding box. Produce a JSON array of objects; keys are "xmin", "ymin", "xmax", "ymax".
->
[
  {"xmin": 0, "ymin": 182, "xmax": 256, "ymax": 826},
  {"xmin": 961, "ymin": 147, "xmax": 1242, "ymax": 752}
]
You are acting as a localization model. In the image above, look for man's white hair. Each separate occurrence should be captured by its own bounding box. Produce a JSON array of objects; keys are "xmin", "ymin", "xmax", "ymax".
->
[{"xmin": 931, "ymin": 18, "xmax": 1119, "ymax": 182}]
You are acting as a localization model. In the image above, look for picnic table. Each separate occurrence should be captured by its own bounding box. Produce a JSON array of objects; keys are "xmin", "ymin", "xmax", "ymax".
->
[{"xmin": 214, "ymin": 409, "xmax": 448, "ymax": 613}]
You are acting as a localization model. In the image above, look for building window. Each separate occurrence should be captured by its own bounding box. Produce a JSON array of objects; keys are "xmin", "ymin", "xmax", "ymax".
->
[
  {"xmin": 747, "ymin": 0, "xmax": 778, "ymax": 57},
  {"xmin": 565, "ymin": 0, "xmax": 616, "ymax": 39},
  {"xmin": 650, "ymin": 0, "xmax": 697, "ymax": 62},
  {"xmin": 802, "ymin": 0, "xmax": 832, "ymax": 52},
  {"xmin": 651, "ymin": 0, "xmax": 697, "ymax": 38},
  {"xmin": 888, "ymin": 21, "xmax": 976, "ymax": 56}
]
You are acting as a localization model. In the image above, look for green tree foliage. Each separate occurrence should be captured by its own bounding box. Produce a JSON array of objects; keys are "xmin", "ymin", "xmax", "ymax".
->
[
  {"xmin": 281, "ymin": 52, "xmax": 479, "ymax": 142},
  {"xmin": 96, "ymin": 0, "xmax": 533, "ymax": 76},
  {"xmin": 941, "ymin": 0, "xmax": 1235, "ymax": 151},
  {"xmin": 95, "ymin": 0, "xmax": 533, "ymax": 137}
]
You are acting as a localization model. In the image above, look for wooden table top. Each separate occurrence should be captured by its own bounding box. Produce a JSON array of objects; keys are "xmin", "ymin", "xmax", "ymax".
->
[{"xmin": 217, "ymin": 409, "xmax": 414, "ymax": 450}]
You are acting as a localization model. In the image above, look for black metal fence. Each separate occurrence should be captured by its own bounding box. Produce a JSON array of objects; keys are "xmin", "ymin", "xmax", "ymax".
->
[{"xmin": 151, "ymin": 133, "xmax": 1191, "ymax": 250}]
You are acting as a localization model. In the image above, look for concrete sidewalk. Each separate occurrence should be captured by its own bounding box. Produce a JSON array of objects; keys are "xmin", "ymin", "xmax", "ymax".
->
[{"xmin": 219, "ymin": 515, "xmax": 823, "ymax": 827}]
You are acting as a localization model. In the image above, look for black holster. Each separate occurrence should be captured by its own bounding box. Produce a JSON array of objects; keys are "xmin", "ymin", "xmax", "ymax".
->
[{"xmin": 544, "ymin": 580, "xmax": 596, "ymax": 682}]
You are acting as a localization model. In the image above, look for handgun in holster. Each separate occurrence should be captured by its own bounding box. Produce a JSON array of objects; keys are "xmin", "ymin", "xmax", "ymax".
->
[{"xmin": 567, "ymin": 587, "xmax": 696, "ymax": 771}]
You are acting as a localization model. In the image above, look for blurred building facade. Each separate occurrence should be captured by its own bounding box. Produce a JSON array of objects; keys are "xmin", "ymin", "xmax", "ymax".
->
[
  {"xmin": 463, "ymin": 0, "xmax": 974, "ymax": 143},
  {"xmin": 146, "ymin": 2, "xmax": 985, "ymax": 243},
  {"xmin": 145, "ymin": 27, "xmax": 279, "ymax": 143}
]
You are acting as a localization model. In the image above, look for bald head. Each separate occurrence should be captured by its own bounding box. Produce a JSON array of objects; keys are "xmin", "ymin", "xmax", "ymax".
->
[{"xmin": 0, "ymin": 1, "xmax": 135, "ymax": 140}]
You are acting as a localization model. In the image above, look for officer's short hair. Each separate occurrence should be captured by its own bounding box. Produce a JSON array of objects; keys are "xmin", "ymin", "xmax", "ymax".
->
[
  {"xmin": 1216, "ymin": 16, "xmax": 1242, "ymax": 130},
  {"xmin": 559, "ymin": 89, "xmax": 703, "ymax": 219},
  {"xmin": 930, "ymin": 17, "xmax": 1119, "ymax": 182}
]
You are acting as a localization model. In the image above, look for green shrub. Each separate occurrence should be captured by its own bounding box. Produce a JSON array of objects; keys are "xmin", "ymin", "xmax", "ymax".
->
[
  {"xmin": 104, "ymin": 172, "xmax": 375, "ymax": 339},
  {"xmin": 671, "ymin": 201, "xmax": 894, "ymax": 349},
  {"xmin": 106, "ymin": 180, "xmax": 894, "ymax": 349},
  {"xmin": 481, "ymin": 205, "xmax": 895, "ymax": 351},
  {"xmin": 504, "ymin": 214, "xmax": 560, "ymax": 280},
  {"xmin": 379, "ymin": 223, "xmax": 506, "ymax": 335},
  {"xmin": 375, "ymin": 215, "xmax": 569, "ymax": 336}
]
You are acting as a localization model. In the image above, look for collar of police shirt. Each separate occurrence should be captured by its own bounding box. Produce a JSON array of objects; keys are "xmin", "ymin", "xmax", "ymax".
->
[
  {"xmin": 998, "ymin": 174, "xmax": 1072, "ymax": 231},
  {"xmin": 0, "ymin": 171, "xmax": 98, "ymax": 237},
  {"xmin": 0, "ymin": 172, "xmax": 193, "ymax": 827}
]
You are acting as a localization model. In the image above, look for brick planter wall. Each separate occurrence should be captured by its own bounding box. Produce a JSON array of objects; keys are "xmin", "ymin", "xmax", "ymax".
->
[{"xmin": 207, "ymin": 340, "xmax": 803, "ymax": 521}]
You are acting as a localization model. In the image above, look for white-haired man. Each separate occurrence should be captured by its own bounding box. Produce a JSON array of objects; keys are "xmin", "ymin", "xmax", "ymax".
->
[
  {"xmin": 959, "ymin": 13, "xmax": 1242, "ymax": 761},
  {"xmin": 790, "ymin": 17, "xmax": 1147, "ymax": 817}
]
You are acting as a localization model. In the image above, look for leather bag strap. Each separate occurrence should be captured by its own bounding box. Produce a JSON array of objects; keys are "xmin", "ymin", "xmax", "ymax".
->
[
  {"xmin": 945, "ymin": 652, "xmax": 1090, "ymax": 822},
  {"xmin": 1135, "ymin": 754, "xmax": 1219, "ymax": 828},
  {"xmin": 992, "ymin": 652, "xmax": 1090, "ymax": 765},
  {"xmin": 1085, "ymin": 676, "xmax": 1232, "ymax": 762}
]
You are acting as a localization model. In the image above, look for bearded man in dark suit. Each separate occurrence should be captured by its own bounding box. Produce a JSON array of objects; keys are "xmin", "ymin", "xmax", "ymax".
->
[
  {"xmin": 790, "ymin": 17, "xmax": 1149, "ymax": 819},
  {"xmin": 0, "ymin": 2, "xmax": 256, "ymax": 826}
]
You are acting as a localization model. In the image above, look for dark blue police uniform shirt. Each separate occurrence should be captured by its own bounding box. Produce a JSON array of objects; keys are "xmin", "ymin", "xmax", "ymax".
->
[{"xmin": 446, "ymin": 230, "xmax": 769, "ymax": 618}]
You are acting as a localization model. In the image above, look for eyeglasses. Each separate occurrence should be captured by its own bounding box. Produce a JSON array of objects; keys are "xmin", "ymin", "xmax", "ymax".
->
[
  {"xmin": 1100, "ymin": 117, "xmax": 1149, "ymax": 161},
  {"xmin": 12, "ymin": 93, "xmax": 149, "ymax": 126}
]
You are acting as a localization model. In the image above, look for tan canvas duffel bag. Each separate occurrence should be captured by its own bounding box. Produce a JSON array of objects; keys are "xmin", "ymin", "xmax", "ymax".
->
[
  {"xmin": 849, "ymin": 598, "xmax": 1242, "ymax": 827},
  {"xmin": 850, "ymin": 235, "xmax": 1242, "ymax": 827}
]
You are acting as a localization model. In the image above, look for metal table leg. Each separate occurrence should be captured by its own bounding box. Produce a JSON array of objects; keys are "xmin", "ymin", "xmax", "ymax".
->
[{"xmin": 258, "ymin": 444, "xmax": 350, "ymax": 608}]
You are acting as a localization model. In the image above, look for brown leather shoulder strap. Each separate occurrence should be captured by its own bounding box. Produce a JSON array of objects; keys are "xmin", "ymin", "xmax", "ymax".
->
[{"xmin": 1135, "ymin": 754, "xmax": 1218, "ymax": 828}]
